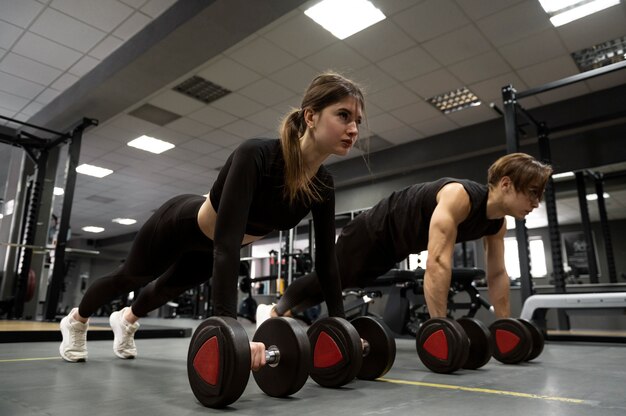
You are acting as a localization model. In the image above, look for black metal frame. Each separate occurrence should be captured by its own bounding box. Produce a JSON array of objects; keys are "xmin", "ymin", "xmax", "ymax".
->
[
  {"xmin": 0, "ymin": 115, "xmax": 97, "ymax": 319},
  {"xmin": 501, "ymin": 59, "xmax": 626, "ymax": 317}
]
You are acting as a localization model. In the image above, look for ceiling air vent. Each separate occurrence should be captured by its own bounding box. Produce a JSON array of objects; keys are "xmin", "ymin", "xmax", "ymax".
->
[
  {"xmin": 427, "ymin": 87, "xmax": 481, "ymax": 114},
  {"xmin": 571, "ymin": 35, "xmax": 626, "ymax": 72},
  {"xmin": 173, "ymin": 76, "xmax": 231, "ymax": 104},
  {"xmin": 128, "ymin": 103, "xmax": 181, "ymax": 126}
]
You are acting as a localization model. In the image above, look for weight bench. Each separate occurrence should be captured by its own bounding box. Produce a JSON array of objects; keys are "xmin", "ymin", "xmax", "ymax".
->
[
  {"xmin": 342, "ymin": 268, "xmax": 492, "ymax": 336},
  {"xmin": 520, "ymin": 292, "xmax": 626, "ymax": 336}
]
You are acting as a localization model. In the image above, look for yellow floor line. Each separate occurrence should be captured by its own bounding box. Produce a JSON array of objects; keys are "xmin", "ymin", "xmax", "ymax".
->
[
  {"xmin": 0, "ymin": 357, "xmax": 60, "ymax": 363},
  {"xmin": 379, "ymin": 378, "xmax": 586, "ymax": 404}
]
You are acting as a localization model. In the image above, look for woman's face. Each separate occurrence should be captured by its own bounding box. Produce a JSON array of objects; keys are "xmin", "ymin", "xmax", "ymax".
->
[{"xmin": 307, "ymin": 96, "xmax": 363, "ymax": 156}]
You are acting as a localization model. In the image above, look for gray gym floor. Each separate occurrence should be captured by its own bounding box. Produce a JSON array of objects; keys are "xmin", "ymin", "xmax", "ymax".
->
[{"xmin": 1, "ymin": 317, "xmax": 625, "ymax": 416}]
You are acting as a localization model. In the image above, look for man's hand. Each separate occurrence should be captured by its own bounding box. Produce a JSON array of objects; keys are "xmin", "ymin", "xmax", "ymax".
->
[{"xmin": 250, "ymin": 341, "xmax": 266, "ymax": 371}]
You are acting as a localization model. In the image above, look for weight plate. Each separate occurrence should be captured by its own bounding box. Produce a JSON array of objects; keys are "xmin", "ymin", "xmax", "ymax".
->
[
  {"xmin": 457, "ymin": 317, "xmax": 492, "ymax": 370},
  {"xmin": 252, "ymin": 317, "xmax": 311, "ymax": 397},
  {"xmin": 517, "ymin": 319, "xmax": 545, "ymax": 362},
  {"xmin": 351, "ymin": 316, "xmax": 396, "ymax": 380},
  {"xmin": 416, "ymin": 318, "xmax": 469, "ymax": 374},
  {"xmin": 307, "ymin": 317, "xmax": 362, "ymax": 388},
  {"xmin": 489, "ymin": 318, "xmax": 533, "ymax": 364},
  {"xmin": 187, "ymin": 317, "xmax": 250, "ymax": 408}
]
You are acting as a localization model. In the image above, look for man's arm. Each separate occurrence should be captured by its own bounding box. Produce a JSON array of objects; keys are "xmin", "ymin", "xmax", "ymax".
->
[
  {"xmin": 423, "ymin": 183, "xmax": 471, "ymax": 318},
  {"xmin": 483, "ymin": 221, "xmax": 510, "ymax": 318}
]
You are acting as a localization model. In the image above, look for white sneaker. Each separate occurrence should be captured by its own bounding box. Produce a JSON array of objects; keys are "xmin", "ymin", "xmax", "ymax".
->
[
  {"xmin": 109, "ymin": 307, "xmax": 140, "ymax": 359},
  {"xmin": 256, "ymin": 303, "xmax": 275, "ymax": 329},
  {"xmin": 59, "ymin": 308, "xmax": 88, "ymax": 362}
]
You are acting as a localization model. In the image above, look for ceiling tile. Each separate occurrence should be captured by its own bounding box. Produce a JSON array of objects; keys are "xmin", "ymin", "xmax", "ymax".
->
[
  {"xmin": 268, "ymin": 61, "xmax": 319, "ymax": 94},
  {"xmin": 201, "ymin": 129, "xmax": 247, "ymax": 148},
  {"xmin": 221, "ymin": 119, "xmax": 266, "ymax": 140},
  {"xmin": 211, "ymin": 92, "xmax": 265, "ymax": 118},
  {"xmin": 0, "ymin": 90, "xmax": 30, "ymax": 112},
  {"xmin": 51, "ymin": 73, "xmax": 79, "ymax": 90},
  {"xmin": 13, "ymin": 32, "xmax": 82, "ymax": 71},
  {"xmin": 69, "ymin": 55, "xmax": 100, "ymax": 77},
  {"xmin": 179, "ymin": 138, "xmax": 221, "ymax": 155},
  {"xmin": 0, "ymin": 71, "xmax": 46, "ymax": 100},
  {"xmin": 0, "ymin": 21, "xmax": 22, "ymax": 50},
  {"xmin": 140, "ymin": 0, "xmax": 177, "ymax": 18},
  {"xmin": 149, "ymin": 89, "xmax": 205, "ymax": 116},
  {"xmin": 454, "ymin": 0, "xmax": 525, "ymax": 20},
  {"xmin": 345, "ymin": 20, "xmax": 415, "ymax": 62},
  {"xmin": 166, "ymin": 116, "xmax": 212, "ymax": 137},
  {"xmin": 89, "ymin": 35, "xmax": 124, "ymax": 60},
  {"xmin": 468, "ymin": 72, "xmax": 529, "ymax": 103},
  {"xmin": 476, "ymin": 0, "xmax": 552, "ymax": 47},
  {"xmin": 247, "ymin": 107, "xmax": 284, "ymax": 131},
  {"xmin": 228, "ymin": 37, "xmax": 297, "ymax": 76},
  {"xmin": 197, "ymin": 56, "xmax": 262, "ymax": 91},
  {"xmin": 411, "ymin": 115, "xmax": 459, "ymax": 136},
  {"xmin": 447, "ymin": 50, "xmax": 511, "ymax": 84},
  {"xmin": 555, "ymin": 3, "xmax": 626, "ymax": 52},
  {"xmin": 51, "ymin": 0, "xmax": 134, "ymax": 32},
  {"xmin": 350, "ymin": 65, "xmax": 397, "ymax": 95},
  {"xmin": 422, "ymin": 25, "xmax": 491, "ymax": 65},
  {"xmin": 393, "ymin": 0, "xmax": 470, "ymax": 42},
  {"xmin": 377, "ymin": 45, "xmax": 441, "ymax": 82},
  {"xmin": 148, "ymin": 126, "xmax": 193, "ymax": 145},
  {"xmin": 1, "ymin": 0, "xmax": 45, "ymax": 28},
  {"xmin": 0, "ymin": 53, "xmax": 63, "ymax": 85},
  {"xmin": 370, "ymin": 0, "xmax": 420, "ymax": 16},
  {"xmin": 498, "ymin": 29, "xmax": 568, "ymax": 70},
  {"xmin": 194, "ymin": 154, "xmax": 226, "ymax": 170},
  {"xmin": 239, "ymin": 78, "xmax": 293, "ymax": 107},
  {"xmin": 393, "ymin": 100, "xmax": 441, "ymax": 124},
  {"xmin": 119, "ymin": 0, "xmax": 149, "ymax": 9},
  {"xmin": 367, "ymin": 112, "xmax": 405, "ymax": 134},
  {"xmin": 367, "ymin": 83, "xmax": 419, "ymax": 111},
  {"xmin": 445, "ymin": 103, "xmax": 498, "ymax": 127},
  {"xmin": 516, "ymin": 55, "xmax": 581, "ymax": 91},
  {"xmin": 114, "ymin": 11, "xmax": 152, "ymax": 40},
  {"xmin": 30, "ymin": 7, "xmax": 106, "ymax": 53},
  {"xmin": 34, "ymin": 87, "xmax": 62, "ymax": 104},
  {"xmin": 263, "ymin": 13, "xmax": 336, "ymax": 59},
  {"xmin": 187, "ymin": 105, "xmax": 237, "ymax": 128},
  {"xmin": 20, "ymin": 100, "xmax": 44, "ymax": 116},
  {"xmin": 304, "ymin": 42, "xmax": 370, "ymax": 73},
  {"xmin": 378, "ymin": 125, "xmax": 422, "ymax": 145},
  {"xmin": 404, "ymin": 68, "xmax": 463, "ymax": 99}
]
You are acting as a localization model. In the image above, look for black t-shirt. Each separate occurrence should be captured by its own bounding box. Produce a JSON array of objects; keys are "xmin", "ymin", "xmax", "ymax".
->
[
  {"xmin": 361, "ymin": 178, "xmax": 504, "ymax": 262},
  {"xmin": 209, "ymin": 138, "xmax": 344, "ymax": 317}
]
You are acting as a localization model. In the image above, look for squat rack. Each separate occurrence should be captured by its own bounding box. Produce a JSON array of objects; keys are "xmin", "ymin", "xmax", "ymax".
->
[
  {"xmin": 0, "ymin": 116, "xmax": 97, "ymax": 320},
  {"xmin": 501, "ymin": 60, "xmax": 626, "ymax": 324}
]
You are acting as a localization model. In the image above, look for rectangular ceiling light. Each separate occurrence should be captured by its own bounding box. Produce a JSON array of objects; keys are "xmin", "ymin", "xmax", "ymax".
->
[
  {"xmin": 427, "ymin": 87, "xmax": 481, "ymax": 114},
  {"xmin": 112, "ymin": 218, "xmax": 137, "ymax": 225},
  {"xmin": 76, "ymin": 163, "xmax": 113, "ymax": 178},
  {"xmin": 571, "ymin": 35, "xmax": 626, "ymax": 71},
  {"xmin": 539, "ymin": 0, "xmax": 620, "ymax": 27},
  {"xmin": 128, "ymin": 135, "xmax": 175, "ymax": 154},
  {"xmin": 586, "ymin": 192, "xmax": 610, "ymax": 201},
  {"xmin": 82, "ymin": 226, "xmax": 105, "ymax": 233},
  {"xmin": 305, "ymin": 0, "xmax": 386, "ymax": 40},
  {"xmin": 552, "ymin": 171, "xmax": 575, "ymax": 180},
  {"xmin": 53, "ymin": 187, "xmax": 65, "ymax": 196}
]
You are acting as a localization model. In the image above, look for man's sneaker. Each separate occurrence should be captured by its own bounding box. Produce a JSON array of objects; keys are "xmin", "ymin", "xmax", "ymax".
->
[
  {"xmin": 109, "ymin": 307, "xmax": 140, "ymax": 359},
  {"xmin": 256, "ymin": 303, "xmax": 275, "ymax": 329},
  {"xmin": 59, "ymin": 308, "xmax": 88, "ymax": 362}
]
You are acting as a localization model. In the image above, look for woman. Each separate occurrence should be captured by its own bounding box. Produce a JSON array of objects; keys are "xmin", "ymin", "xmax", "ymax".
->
[{"xmin": 60, "ymin": 72, "xmax": 364, "ymax": 370}]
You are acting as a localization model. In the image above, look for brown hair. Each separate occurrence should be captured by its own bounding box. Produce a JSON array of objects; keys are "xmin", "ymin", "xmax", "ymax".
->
[
  {"xmin": 279, "ymin": 72, "xmax": 365, "ymax": 203},
  {"xmin": 488, "ymin": 153, "xmax": 553, "ymax": 195}
]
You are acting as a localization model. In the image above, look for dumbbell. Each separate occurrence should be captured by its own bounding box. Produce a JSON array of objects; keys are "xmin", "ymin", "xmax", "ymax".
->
[
  {"xmin": 416, "ymin": 317, "xmax": 492, "ymax": 374},
  {"xmin": 187, "ymin": 316, "xmax": 310, "ymax": 408},
  {"xmin": 489, "ymin": 318, "xmax": 545, "ymax": 364},
  {"xmin": 307, "ymin": 316, "xmax": 396, "ymax": 387}
]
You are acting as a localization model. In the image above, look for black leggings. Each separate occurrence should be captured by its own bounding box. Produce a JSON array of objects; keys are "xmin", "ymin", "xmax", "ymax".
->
[
  {"xmin": 275, "ymin": 214, "xmax": 396, "ymax": 315},
  {"xmin": 78, "ymin": 195, "xmax": 215, "ymax": 318}
]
